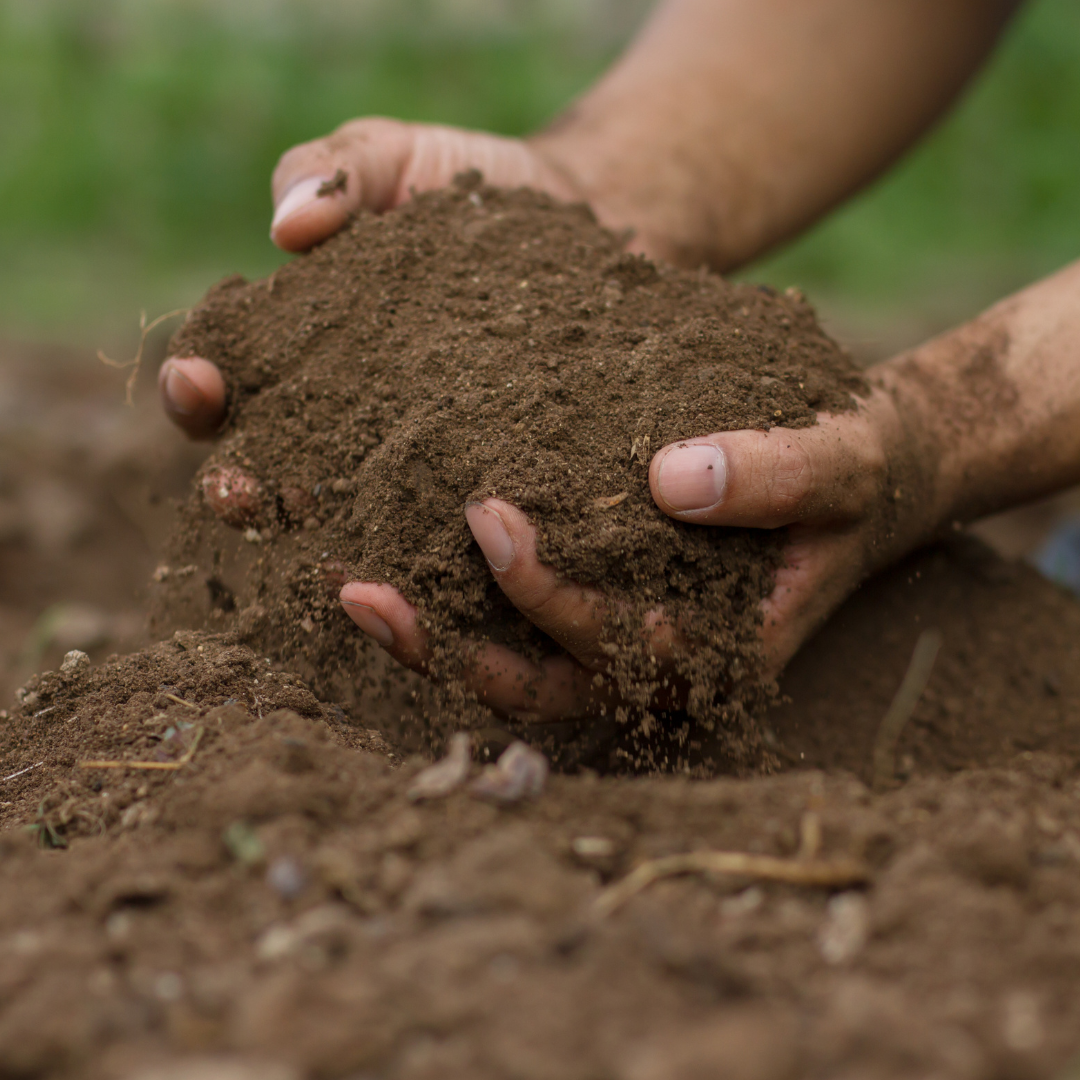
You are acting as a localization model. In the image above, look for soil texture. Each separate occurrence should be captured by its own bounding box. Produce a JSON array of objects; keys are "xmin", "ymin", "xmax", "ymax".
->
[
  {"xmin": 3, "ymin": 598, "xmax": 1080, "ymax": 1079},
  {"xmin": 162, "ymin": 176, "xmax": 865, "ymax": 765}
]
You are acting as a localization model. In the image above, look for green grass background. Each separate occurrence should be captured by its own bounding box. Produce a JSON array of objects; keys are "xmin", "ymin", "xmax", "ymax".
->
[{"xmin": 1, "ymin": 0, "xmax": 1078, "ymax": 350}]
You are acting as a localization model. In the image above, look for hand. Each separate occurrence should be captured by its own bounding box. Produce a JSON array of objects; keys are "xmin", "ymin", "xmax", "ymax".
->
[
  {"xmin": 160, "ymin": 117, "xmax": 585, "ymax": 438},
  {"xmin": 339, "ymin": 379, "xmax": 933, "ymax": 721}
]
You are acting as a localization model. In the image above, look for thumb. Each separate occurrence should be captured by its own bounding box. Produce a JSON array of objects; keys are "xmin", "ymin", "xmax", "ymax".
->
[
  {"xmin": 270, "ymin": 117, "xmax": 416, "ymax": 252},
  {"xmin": 648, "ymin": 413, "xmax": 885, "ymax": 529}
]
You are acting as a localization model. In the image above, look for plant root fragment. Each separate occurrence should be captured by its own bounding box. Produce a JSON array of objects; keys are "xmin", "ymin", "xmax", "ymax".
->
[
  {"xmin": 78, "ymin": 727, "xmax": 203, "ymax": 772},
  {"xmin": 872, "ymin": 628, "xmax": 943, "ymax": 791},
  {"xmin": 98, "ymin": 308, "xmax": 188, "ymax": 406},
  {"xmin": 592, "ymin": 850, "xmax": 871, "ymax": 920}
]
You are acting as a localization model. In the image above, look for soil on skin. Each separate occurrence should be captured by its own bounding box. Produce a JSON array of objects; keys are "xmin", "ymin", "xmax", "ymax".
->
[{"xmin": 160, "ymin": 175, "xmax": 865, "ymax": 767}]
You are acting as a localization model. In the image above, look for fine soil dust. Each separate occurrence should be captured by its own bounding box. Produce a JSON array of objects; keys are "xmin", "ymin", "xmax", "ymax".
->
[
  {"xmin": 160, "ymin": 175, "xmax": 865, "ymax": 767},
  {"xmin": 4, "ymin": 202, "xmax": 1080, "ymax": 1077}
]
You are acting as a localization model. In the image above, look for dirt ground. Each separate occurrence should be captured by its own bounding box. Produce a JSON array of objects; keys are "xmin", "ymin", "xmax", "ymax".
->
[{"xmin": 4, "ymin": 336, "xmax": 1080, "ymax": 1080}]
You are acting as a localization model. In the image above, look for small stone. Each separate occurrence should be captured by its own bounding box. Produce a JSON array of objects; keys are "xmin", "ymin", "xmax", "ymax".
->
[
  {"xmin": 266, "ymin": 856, "xmax": 308, "ymax": 900},
  {"xmin": 571, "ymin": 836, "xmax": 615, "ymax": 859},
  {"xmin": 303, "ymin": 516, "xmax": 322, "ymax": 531},
  {"xmin": 407, "ymin": 733, "xmax": 472, "ymax": 801},
  {"xmin": 60, "ymin": 649, "xmax": 90, "ymax": 676},
  {"xmin": 469, "ymin": 741, "xmax": 548, "ymax": 804},
  {"xmin": 243, "ymin": 528, "xmax": 262, "ymax": 544},
  {"xmin": 818, "ymin": 891, "xmax": 869, "ymax": 964}
]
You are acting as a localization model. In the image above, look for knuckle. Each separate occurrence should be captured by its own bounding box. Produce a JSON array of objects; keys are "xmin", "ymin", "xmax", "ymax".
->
[{"xmin": 761, "ymin": 436, "xmax": 816, "ymax": 515}]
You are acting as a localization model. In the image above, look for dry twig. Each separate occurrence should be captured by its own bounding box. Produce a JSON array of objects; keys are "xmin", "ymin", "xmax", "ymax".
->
[
  {"xmin": 872, "ymin": 628, "xmax": 943, "ymax": 790},
  {"xmin": 592, "ymin": 849, "xmax": 870, "ymax": 920},
  {"xmin": 98, "ymin": 308, "xmax": 188, "ymax": 406},
  {"xmin": 79, "ymin": 727, "xmax": 203, "ymax": 772}
]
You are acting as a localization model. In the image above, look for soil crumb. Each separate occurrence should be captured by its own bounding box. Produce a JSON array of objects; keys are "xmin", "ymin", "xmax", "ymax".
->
[{"xmin": 162, "ymin": 175, "xmax": 864, "ymax": 767}]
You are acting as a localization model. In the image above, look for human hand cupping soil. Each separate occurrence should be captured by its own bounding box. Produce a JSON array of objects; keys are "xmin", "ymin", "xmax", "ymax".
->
[
  {"xmin": 157, "ymin": 129, "xmax": 918, "ymax": 729},
  {"xmin": 160, "ymin": 118, "xmax": 582, "ymax": 440}
]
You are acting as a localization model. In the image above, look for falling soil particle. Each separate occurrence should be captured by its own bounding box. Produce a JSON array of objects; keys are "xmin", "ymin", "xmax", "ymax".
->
[{"xmin": 160, "ymin": 175, "xmax": 865, "ymax": 767}]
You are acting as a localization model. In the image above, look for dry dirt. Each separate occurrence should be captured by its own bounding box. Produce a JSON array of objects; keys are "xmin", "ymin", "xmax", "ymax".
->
[
  {"xmin": 3, "ymin": 250, "xmax": 1080, "ymax": 1078},
  {"xmin": 159, "ymin": 179, "xmax": 867, "ymax": 768}
]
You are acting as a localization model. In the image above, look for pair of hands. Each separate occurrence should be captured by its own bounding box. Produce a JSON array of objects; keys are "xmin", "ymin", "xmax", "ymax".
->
[{"xmin": 161, "ymin": 118, "xmax": 930, "ymax": 724}]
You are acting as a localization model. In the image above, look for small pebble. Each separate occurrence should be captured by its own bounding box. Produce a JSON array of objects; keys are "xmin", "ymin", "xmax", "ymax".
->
[
  {"xmin": 406, "ymin": 733, "xmax": 472, "ymax": 801},
  {"xmin": 469, "ymin": 741, "xmax": 548, "ymax": 803},
  {"xmin": 266, "ymin": 856, "xmax": 308, "ymax": 900},
  {"xmin": 60, "ymin": 649, "xmax": 90, "ymax": 676},
  {"xmin": 571, "ymin": 836, "xmax": 615, "ymax": 859},
  {"xmin": 817, "ymin": 891, "xmax": 869, "ymax": 964}
]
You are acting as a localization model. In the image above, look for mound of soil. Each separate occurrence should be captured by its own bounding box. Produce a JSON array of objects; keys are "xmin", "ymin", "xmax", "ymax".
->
[
  {"xmin": 3, "ymin": 610, "xmax": 1080, "ymax": 1079},
  {"xmin": 162, "ymin": 175, "xmax": 864, "ymax": 764},
  {"xmin": 5, "ymin": 340, "xmax": 1080, "ymax": 1076}
]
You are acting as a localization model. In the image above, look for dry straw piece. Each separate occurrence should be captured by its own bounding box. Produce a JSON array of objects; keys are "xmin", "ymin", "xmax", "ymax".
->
[
  {"xmin": 592, "ymin": 849, "xmax": 871, "ymax": 920},
  {"xmin": 872, "ymin": 628, "xmax": 944, "ymax": 791},
  {"xmin": 79, "ymin": 726, "xmax": 204, "ymax": 772}
]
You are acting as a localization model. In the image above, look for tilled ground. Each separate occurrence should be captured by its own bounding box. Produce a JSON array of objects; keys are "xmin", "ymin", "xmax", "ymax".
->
[{"xmin": 3, "ymin": 340, "xmax": 1080, "ymax": 1079}]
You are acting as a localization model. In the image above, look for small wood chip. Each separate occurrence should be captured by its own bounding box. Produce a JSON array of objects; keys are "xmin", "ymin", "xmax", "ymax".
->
[
  {"xmin": 592, "ymin": 491, "xmax": 629, "ymax": 509},
  {"xmin": 592, "ymin": 849, "xmax": 871, "ymax": 920},
  {"xmin": 163, "ymin": 693, "xmax": 199, "ymax": 710}
]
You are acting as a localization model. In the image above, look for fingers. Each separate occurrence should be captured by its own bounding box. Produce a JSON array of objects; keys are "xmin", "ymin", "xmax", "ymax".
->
[
  {"xmin": 339, "ymin": 581, "xmax": 613, "ymax": 722},
  {"xmin": 159, "ymin": 357, "xmax": 227, "ymax": 439},
  {"xmin": 270, "ymin": 118, "xmax": 579, "ymax": 253},
  {"xmin": 465, "ymin": 499, "xmax": 680, "ymax": 670},
  {"xmin": 648, "ymin": 409, "xmax": 886, "ymax": 529},
  {"xmin": 271, "ymin": 118, "xmax": 415, "ymax": 252},
  {"xmin": 758, "ymin": 528, "xmax": 867, "ymax": 679}
]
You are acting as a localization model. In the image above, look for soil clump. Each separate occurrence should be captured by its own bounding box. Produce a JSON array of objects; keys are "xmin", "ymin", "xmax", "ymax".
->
[{"xmin": 162, "ymin": 175, "xmax": 865, "ymax": 767}]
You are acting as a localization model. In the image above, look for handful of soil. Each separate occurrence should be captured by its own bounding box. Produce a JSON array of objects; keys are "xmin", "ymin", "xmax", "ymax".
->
[{"xmin": 166, "ymin": 174, "xmax": 864, "ymax": 767}]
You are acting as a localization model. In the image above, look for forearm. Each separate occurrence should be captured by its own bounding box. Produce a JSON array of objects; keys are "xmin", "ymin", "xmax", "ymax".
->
[
  {"xmin": 877, "ymin": 260, "xmax": 1080, "ymax": 539},
  {"xmin": 531, "ymin": 0, "xmax": 1020, "ymax": 270}
]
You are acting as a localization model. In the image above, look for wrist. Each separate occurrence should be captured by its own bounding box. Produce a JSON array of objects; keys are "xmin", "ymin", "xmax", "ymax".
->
[{"xmin": 862, "ymin": 364, "xmax": 957, "ymax": 563}]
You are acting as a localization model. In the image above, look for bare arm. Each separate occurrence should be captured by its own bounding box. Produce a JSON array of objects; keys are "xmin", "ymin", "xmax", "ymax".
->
[
  {"xmin": 263, "ymin": 0, "xmax": 1021, "ymax": 269},
  {"xmin": 533, "ymin": 0, "xmax": 1021, "ymax": 269}
]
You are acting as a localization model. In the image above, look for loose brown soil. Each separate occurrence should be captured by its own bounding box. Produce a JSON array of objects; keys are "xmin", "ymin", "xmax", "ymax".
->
[
  {"xmin": 160, "ymin": 176, "xmax": 865, "ymax": 766},
  {"xmin": 4, "ymin": 198, "xmax": 1080, "ymax": 1077}
]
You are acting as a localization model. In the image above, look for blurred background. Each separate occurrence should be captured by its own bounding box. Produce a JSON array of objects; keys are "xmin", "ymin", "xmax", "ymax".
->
[{"xmin": 0, "ymin": 0, "xmax": 1078, "ymax": 700}]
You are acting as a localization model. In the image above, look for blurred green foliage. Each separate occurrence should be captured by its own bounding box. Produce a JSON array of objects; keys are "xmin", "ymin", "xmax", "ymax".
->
[
  {"xmin": 753, "ymin": 0, "xmax": 1080, "ymax": 335},
  {"xmin": 0, "ymin": 0, "xmax": 1078, "ymax": 342}
]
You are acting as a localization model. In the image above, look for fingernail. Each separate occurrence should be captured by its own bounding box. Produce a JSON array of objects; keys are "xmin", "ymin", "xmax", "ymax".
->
[
  {"xmin": 161, "ymin": 360, "xmax": 206, "ymax": 417},
  {"xmin": 341, "ymin": 601, "xmax": 394, "ymax": 647},
  {"xmin": 271, "ymin": 176, "xmax": 336, "ymax": 232},
  {"xmin": 656, "ymin": 443, "xmax": 727, "ymax": 511},
  {"xmin": 465, "ymin": 502, "xmax": 514, "ymax": 571}
]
